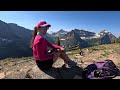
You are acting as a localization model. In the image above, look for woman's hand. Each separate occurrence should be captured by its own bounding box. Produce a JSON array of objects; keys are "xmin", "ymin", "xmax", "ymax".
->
[
  {"xmin": 56, "ymin": 47, "xmax": 64, "ymax": 51},
  {"xmin": 60, "ymin": 47, "xmax": 64, "ymax": 51}
]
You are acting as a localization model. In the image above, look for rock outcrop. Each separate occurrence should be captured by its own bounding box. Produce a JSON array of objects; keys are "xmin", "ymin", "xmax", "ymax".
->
[{"xmin": 0, "ymin": 57, "xmax": 84, "ymax": 79}]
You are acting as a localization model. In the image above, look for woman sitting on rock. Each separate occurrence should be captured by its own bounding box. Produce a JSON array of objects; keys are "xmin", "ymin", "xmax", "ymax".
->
[{"xmin": 30, "ymin": 20, "xmax": 78, "ymax": 71}]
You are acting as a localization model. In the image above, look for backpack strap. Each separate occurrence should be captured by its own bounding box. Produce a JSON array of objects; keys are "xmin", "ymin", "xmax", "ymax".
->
[{"xmin": 94, "ymin": 61, "xmax": 105, "ymax": 68}]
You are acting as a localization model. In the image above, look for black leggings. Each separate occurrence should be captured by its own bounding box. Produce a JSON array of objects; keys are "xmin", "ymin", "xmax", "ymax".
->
[{"xmin": 36, "ymin": 58, "xmax": 53, "ymax": 71}]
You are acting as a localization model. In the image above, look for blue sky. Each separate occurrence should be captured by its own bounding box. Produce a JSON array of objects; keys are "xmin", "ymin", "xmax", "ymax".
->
[{"xmin": 0, "ymin": 11, "xmax": 120, "ymax": 37}]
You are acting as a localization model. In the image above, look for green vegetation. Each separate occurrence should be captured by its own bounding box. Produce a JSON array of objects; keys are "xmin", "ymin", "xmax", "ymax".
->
[
  {"xmin": 56, "ymin": 37, "xmax": 60, "ymax": 46},
  {"xmin": 84, "ymin": 38, "xmax": 100, "ymax": 46},
  {"xmin": 53, "ymin": 36, "xmax": 59, "ymax": 45},
  {"xmin": 66, "ymin": 43, "xmax": 120, "ymax": 56},
  {"xmin": 112, "ymin": 37, "xmax": 120, "ymax": 43}
]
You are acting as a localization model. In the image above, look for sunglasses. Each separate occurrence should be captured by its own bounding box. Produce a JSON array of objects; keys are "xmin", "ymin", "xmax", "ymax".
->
[{"xmin": 41, "ymin": 26, "xmax": 49, "ymax": 30}]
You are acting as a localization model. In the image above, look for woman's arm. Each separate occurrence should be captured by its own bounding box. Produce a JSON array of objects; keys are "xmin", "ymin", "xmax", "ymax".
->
[{"xmin": 46, "ymin": 39, "xmax": 62, "ymax": 49}]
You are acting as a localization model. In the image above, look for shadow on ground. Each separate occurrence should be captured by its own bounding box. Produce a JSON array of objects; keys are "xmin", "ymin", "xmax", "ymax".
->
[
  {"xmin": 35, "ymin": 65, "xmax": 120, "ymax": 79},
  {"xmin": 39, "ymin": 66, "xmax": 84, "ymax": 79},
  {"xmin": 116, "ymin": 67, "xmax": 120, "ymax": 76}
]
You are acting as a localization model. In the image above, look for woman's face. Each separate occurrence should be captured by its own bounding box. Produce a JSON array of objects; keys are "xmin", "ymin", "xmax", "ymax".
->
[{"xmin": 38, "ymin": 26, "xmax": 49, "ymax": 35}]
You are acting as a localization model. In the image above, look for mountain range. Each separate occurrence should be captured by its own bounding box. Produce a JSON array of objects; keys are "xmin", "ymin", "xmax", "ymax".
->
[
  {"xmin": 0, "ymin": 20, "xmax": 117, "ymax": 58},
  {"xmin": 52, "ymin": 29, "xmax": 116, "ymax": 50}
]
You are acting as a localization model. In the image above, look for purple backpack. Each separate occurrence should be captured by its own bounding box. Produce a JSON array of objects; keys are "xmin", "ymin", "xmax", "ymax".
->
[{"xmin": 82, "ymin": 60, "xmax": 119, "ymax": 79}]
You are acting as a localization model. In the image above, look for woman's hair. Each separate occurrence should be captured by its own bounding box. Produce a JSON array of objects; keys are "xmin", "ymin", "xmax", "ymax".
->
[{"xmin": 30, "ymin": 27, "xmax": 38, "ymax": 48}]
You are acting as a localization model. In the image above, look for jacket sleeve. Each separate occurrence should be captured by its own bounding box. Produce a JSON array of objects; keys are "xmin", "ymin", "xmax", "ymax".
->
[{"xmin": 46, "ymin": 39, "xmax": 62, "ymax": 49}]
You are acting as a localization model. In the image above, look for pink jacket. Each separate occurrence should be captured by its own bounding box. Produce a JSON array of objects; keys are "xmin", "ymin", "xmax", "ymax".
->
[{"xmin": 32, "ymin": 34, "xmax": 62, "ymax": 61}]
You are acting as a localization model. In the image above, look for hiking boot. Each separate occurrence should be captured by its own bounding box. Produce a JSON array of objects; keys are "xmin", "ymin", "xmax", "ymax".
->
[{"xmin": 64, "ymin": 60, "xmax": 78, "ymax": 68}]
